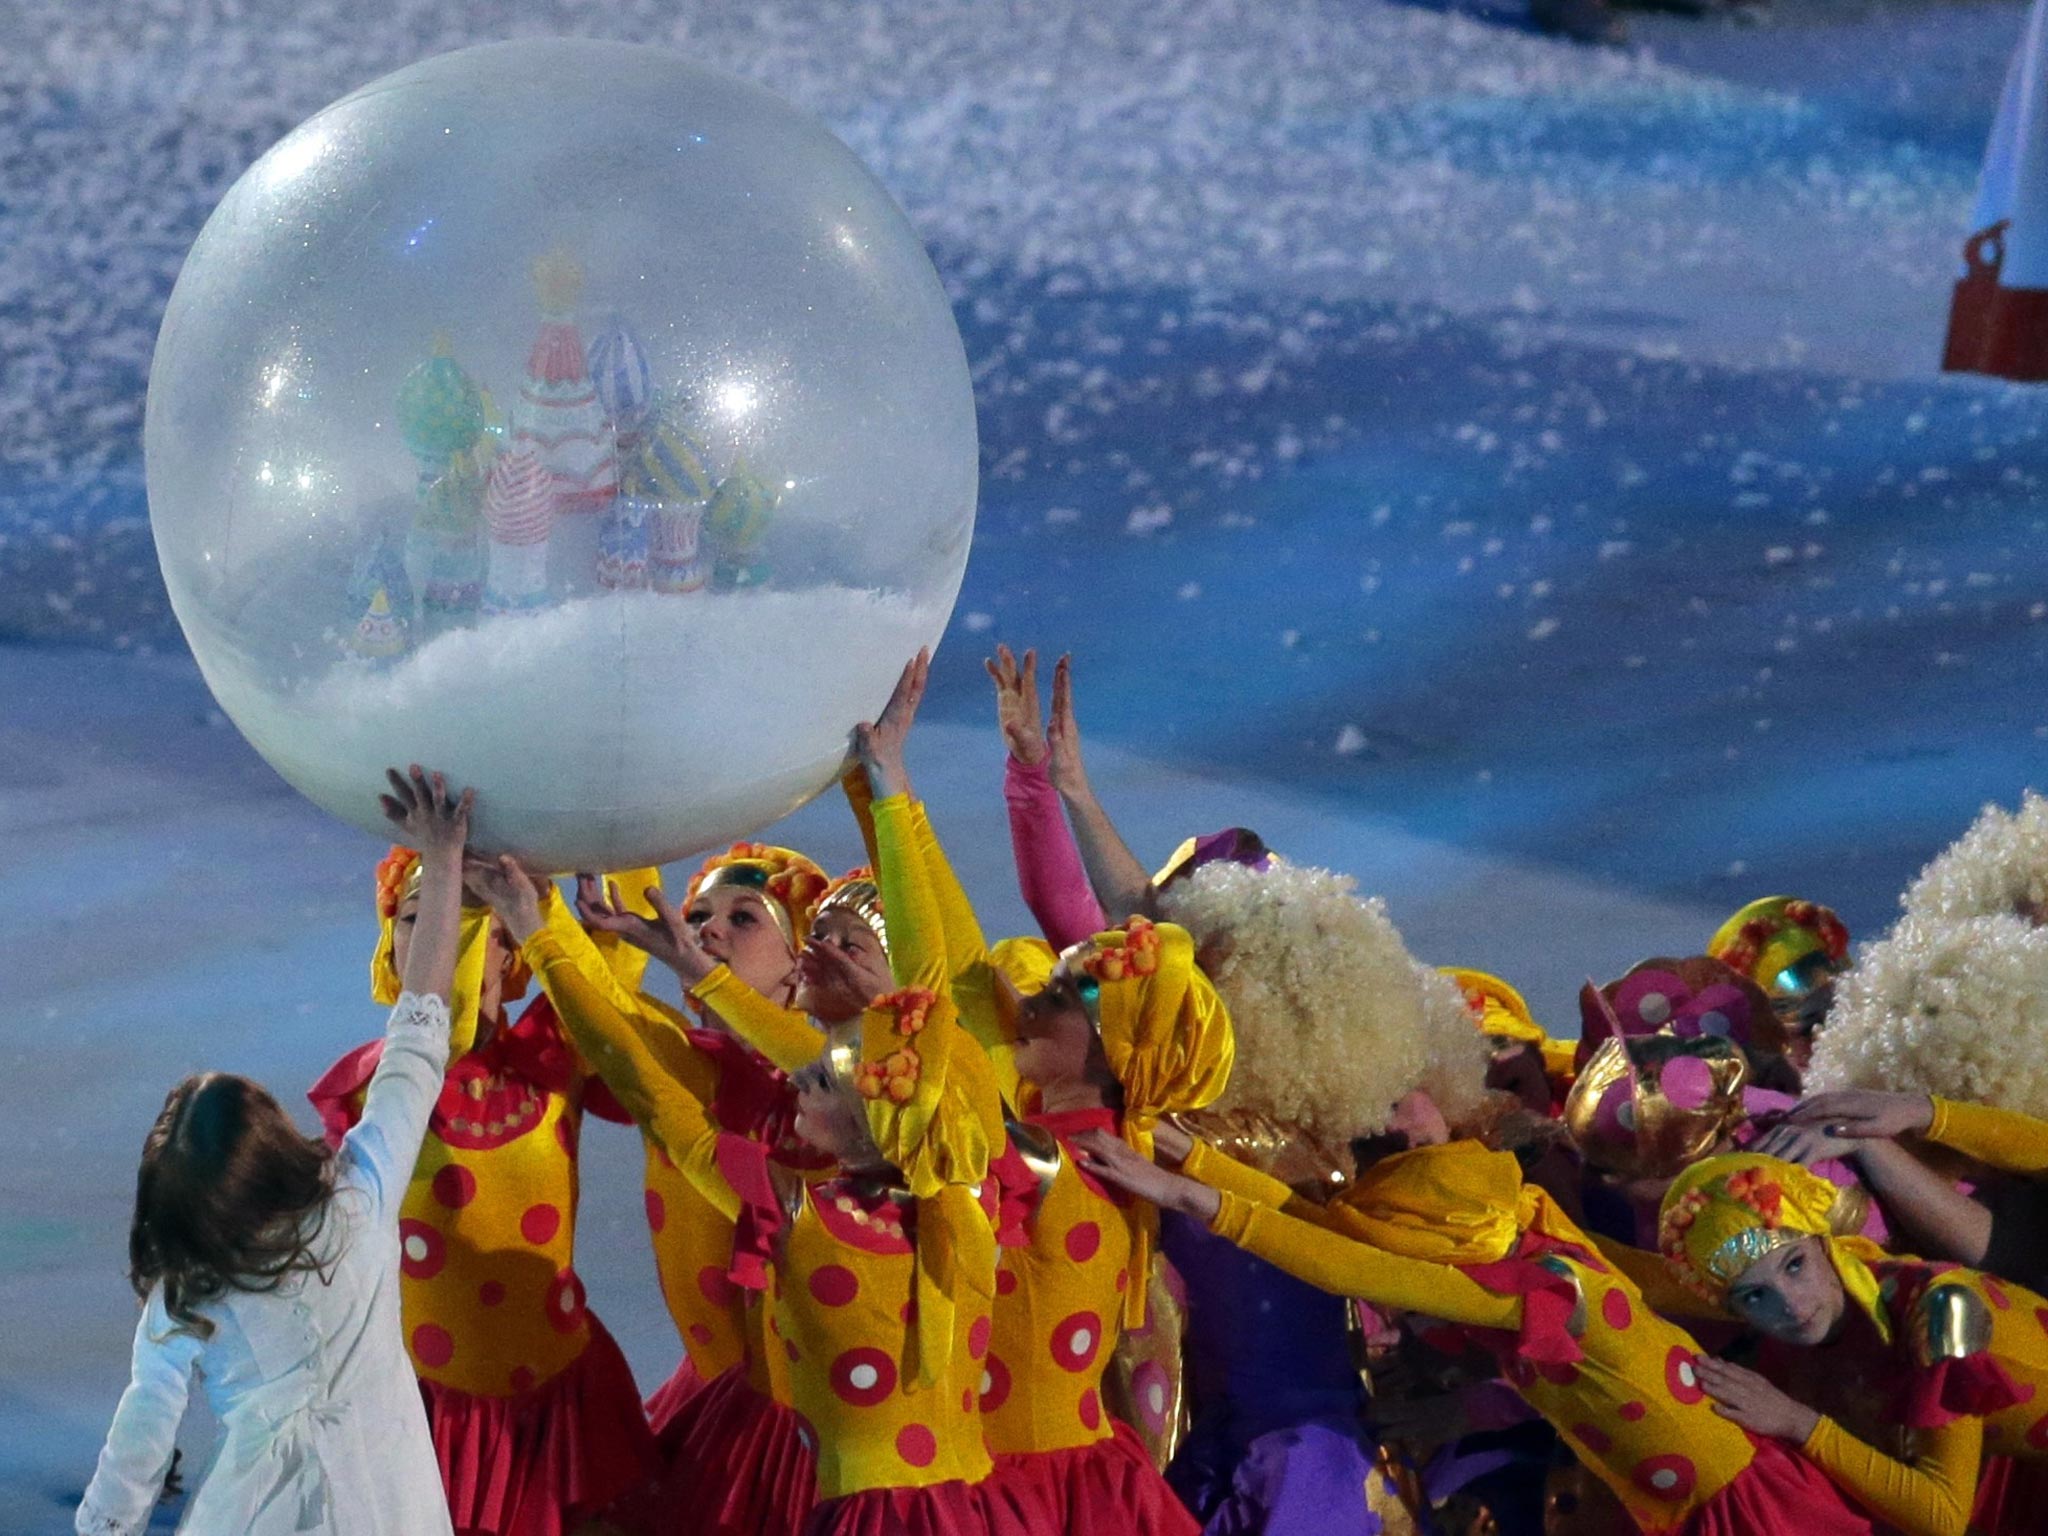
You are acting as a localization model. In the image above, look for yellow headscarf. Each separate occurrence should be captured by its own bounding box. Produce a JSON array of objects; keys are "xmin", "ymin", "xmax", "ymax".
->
[
  {"xmin": 994, "ymin": 918, "xmax": 1236, "ymax": 1327},
  {"xmin": 368, "ymin": 845, "xmax": 506, "ymax": 1053},
  {"xmin": 1707, "ymin": 897, "xmax": 1851, "ymax": 1003},
  {"xmin": 1321, "ymin": 1138, "xmax": 1582, "ymax": 1264},
  {"xmin": 1658, "ymin": 1152, "xmax": 1889, "ymax": 1343},
  {"xmin": 821, "ymin": 984, "xmax": 1008, "ymax": 1389}
]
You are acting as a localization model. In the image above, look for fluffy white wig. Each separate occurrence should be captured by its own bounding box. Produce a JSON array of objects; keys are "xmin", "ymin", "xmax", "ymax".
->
[
  {"xmin": 1902, "ymin": 791, "xmax": 2048, "ymax": 925},
  {"xmin": 1808, "ymin": 912, "xmax": 2048, "ymax": 1118},
  {"xmin": 1411, "ymin": 959, "xmax": 1495, "ymax": 1132},
  {"xmin": 1159, "ymin": 858, "xmax": 1461, "ymax": 1137}
]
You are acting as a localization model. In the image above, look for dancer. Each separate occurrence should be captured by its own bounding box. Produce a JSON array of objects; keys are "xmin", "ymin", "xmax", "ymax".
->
[
  {"xmin": 307, "ymin": 848, "xmax": 653, "ymax": 1535},
  {"xmin": 1071, "ymin": 1129, "xmax": 1880, "ymax": 1535},
  {"xmin": 1659, "ymin": 1152, "xmax": 2048, "ymax": 1536},
  {"xmin": 77, "ymin": 767, "xmax": 470, "ymax": 1536}
]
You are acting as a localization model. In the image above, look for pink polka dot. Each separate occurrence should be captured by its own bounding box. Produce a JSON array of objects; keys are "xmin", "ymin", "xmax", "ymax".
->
[
  {"xmin": 1115, "ymin": 1269, "xmax": 1128, "ymax": 1293},
  {"xmin": 1631, "ymin": 1454, "xmax": 1697, "ymax": 1502},
  {"xmin": 1065, "ymin": 1222, "xmax": 1102, "ymax": 1263},
  {"xmin": 645, "ymin": 1189, "xmax": 666, "ymax": 1233},
  {"xmin": 809, "ymin": 1265, "xmax": 859, "ymax": 1307},
  {"xmin": 969, "ymin": 1315, "xmax": 992, "ymax": 1360},
  {"xmin": 1619, "ymin": 1400, "xmax": 1647, "ymax": 1423},
  {"xmin": 1573, "ymin": 1422, "xmax": 1613, "ymax": 1454},
  {"xmin": 980, "ymin": 1353, "xmax": 1012, "ymax": 1413},
  {"xmin": 896, "ymin": 1423, "xmax": 937, "ymax": 1468},
  {"xmin": 901, "ymin": 1299, "xmax": 918, "ymax": 1327},
  {"xmin": 1050, "ymin": 1311, "xmax": 1104, "ymax": 1373},
  {"xmin": 1537, "ymin": 1360, "xmax": 1582, "ymax": 1386},
  {"xmin": 478, "ymin": 1280, "xmax": 506, "ymax": 1308},
  {"xmin": 1601, "ymin": 1288, "xmax": 1633, "ymax": 1330},
  {"xmin": 411, "ymin": 1324, "xmax": 454, "ymax": 1368},
  {"xmin": 1986, "ymin": 1279, "xmax": 2012, "ymax": 1311},
  {"xmin": 509, "ymin": 1366, "xmax": 536, "ymax": 1393},
  {"xmin": 786, "ymin": 1340, "xmax": 801, "ymax": 1364},
  {"xmin": 399, "ymin": 1219, "xmax": 445, "ymax": 1281},
  {"xmin": 1665, "ymin": 1346, "xmax": 1704, "ymax": 1405},
  {"xmin": 698, "ymin": 1266, "xmax": 739, "ymax": 1308},
  {"xmin": 555, "ymin": 1116, "xmax": 576, "ymax": 1157},
  {"xmin": 431, "ymin": 1164, "xmax": 476, "ymax": 1208},
  {"xmin": 1078, "ymin": 1388, "xmax": 1101, "ymax": 1430},
  {"xmin": 655, "ymin": 1144, "xmax": 676, "ymax": 1171},
  {"xmin": 830, "ymin": 1348, "xmax": 897, "ymax": 1407},
  {"xmin": 689, "ymin": 1323, "xmax": 715, "ymax": 1347},
  {"xmin": 996, "ymin": 1268, "xmax": 1019, "ymax": 1296},
  {"xmin": 545, "ymin": 1269, "xmax": 587, "ymax": 1334},
  {"xmin": 520, "ymin": 1203, "xmax": 562, "ymax": 1245}
]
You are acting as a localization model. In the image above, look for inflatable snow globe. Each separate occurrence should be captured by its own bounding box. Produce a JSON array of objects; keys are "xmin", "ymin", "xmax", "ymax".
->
[{"xmin": 146, "ymin": 39, "xmax": 976, "ymax": 869}]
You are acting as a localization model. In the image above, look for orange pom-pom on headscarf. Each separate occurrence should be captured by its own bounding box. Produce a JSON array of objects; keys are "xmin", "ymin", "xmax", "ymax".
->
[{"xmin": 687, "ymin": 842, "xmax": 830, "ymax": 951}]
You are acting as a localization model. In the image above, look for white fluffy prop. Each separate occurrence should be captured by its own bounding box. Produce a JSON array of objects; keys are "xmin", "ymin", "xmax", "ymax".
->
[
  {"xmin": 1159, "ymin": 859, "xmax": 1483, "ymax": 1136},
  {"xmin": 1901, "ymin": 790, "xmax": 2048, "ymax": 925},
  {"xmin": 1809, "ymin": 912, "xmax": 2048, "ymax": 1118},
  {"xmin": 1412, "ymin": 960, "xmax": 1495, "ymax": 1131}
]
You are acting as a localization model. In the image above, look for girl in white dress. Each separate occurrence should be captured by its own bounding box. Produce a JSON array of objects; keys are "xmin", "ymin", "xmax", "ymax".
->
[{"xmin": 76, "ymin": 766, "xmax": 473, "ymax": 1536}]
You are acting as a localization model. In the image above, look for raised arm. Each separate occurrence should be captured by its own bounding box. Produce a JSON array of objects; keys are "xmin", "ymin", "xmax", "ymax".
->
[
  {"xmin": 75, "ymin": 1296, "xmax": 203, "ymax": 1536},
  {"xmin": 342, "ymin": 767, "xmax": 469, "ymax": 1215},
  {"xmin": 989, "ymin": 644, "xmax": 1107, "ymax": 949},
  {"xmin": 1046, "ymin": 655, "xmax": 1158, "ymax": 921},
  {"xmin": 1755, "ymin": 1117, "xmax": 1994, "ymax": 1268},
  {"xmin": 1929, "ymin": 1098, "xmax": 2048, "ymax": 1177}
]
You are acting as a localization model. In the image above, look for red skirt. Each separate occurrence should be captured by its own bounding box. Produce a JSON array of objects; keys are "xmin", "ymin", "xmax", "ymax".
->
[
  {"xmin": 803, "ymin": 1480, "xmax": 1038, "ymax": 1536},
  {"xmin": 422, "ymin": 1314, "xmax": 658, "ymax": 1536},
  {"xmin": 651, "ymin": 1363, "xmax": 817, "ymax": 1536},
  {"xmin": 1973, "ymin": 1454, "xmax": 2048, "ymax": 1536},
  {"xmin": 1673, "ymin": 1436, "xmax": 1876, "ymax": 1536},
  {"xmin": 646, "ymin": 1354, "xmax": 711, "ymax": 1443},
  {"xmin": 982, "ymin": 1422, "xmax": 1198, "ymax": 1536}
]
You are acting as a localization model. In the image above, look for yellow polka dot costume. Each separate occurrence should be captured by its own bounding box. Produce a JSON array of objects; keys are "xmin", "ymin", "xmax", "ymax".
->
[{"xmin": 1183, "ymin": 1138, "xmax": 1879, "ymax": 1535}]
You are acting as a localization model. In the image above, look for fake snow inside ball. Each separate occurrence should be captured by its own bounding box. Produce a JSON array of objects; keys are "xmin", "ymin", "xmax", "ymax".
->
[{"xmin": 146, "ymin": 39, "xmax": 975, "ymax": 869}]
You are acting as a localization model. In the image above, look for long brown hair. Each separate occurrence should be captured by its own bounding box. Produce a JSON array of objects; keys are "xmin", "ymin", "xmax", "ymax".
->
[{"xmin": 128, "ymin": 1073, "xmax": 337, "ymax": 1336}]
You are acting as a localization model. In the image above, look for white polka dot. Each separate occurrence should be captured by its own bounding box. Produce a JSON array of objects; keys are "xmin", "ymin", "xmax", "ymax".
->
[
  {"xmin": 1678, "ymin": 1361, "xmax": 1697, "ymax": 1388},
  {"xmin": 1617, "ymin": 1101, "xmax": 1637, "ymax": 1131},
  {"xmin": 1698, "ymin": 1011, "xmax": 1731, "ymax": 1037},
  {"xmin": 1638, "ymin": 992, "xmax": 1671, "ymax": 1025},
  {"xmin": 1651, "ymin": 1470, "xmax": 1678, "ymax": 1491},
  {"xmin": 980, "ymin": 1370, "xmax": 994, "ymax": 1394},
  {"xmin": 558, "ymin": 1291, "xmax": 575, "ymax": 1314},
  {"xmin": 404, "ymin": 1235, "xmax": 428, "ymax": 1262},
  {"xmin": 850, "ymin": 1363, "xmax": 879, "ymax": 1390},
  {"xmin": 1071, "ymin": 1329, "xmax": 1093, "ymax": 1356},
  {"xmin": 969, "ymin": 1182, "xmax": 983, "ymax": 1199},
  {"xmin": 1146, "ymin": 1383, "xmax": 1166, "ymax": 1413}
]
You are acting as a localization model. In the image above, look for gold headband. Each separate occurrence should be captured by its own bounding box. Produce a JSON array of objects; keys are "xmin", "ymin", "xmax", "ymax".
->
[
  {"xmin": 803, "ymin": 1024, "xmax": 886, "ymax": 1166},
  {"xmin": 696, "ymin": 863, "xmax": 796, "ymax": 947},
  {"xmin": 815, "ymin": 878, "xmax": 888, "ymax": 953},
  {"xmin": 1705, "ymin": 1224, "xmax": 1804, "ymax": 1285}
]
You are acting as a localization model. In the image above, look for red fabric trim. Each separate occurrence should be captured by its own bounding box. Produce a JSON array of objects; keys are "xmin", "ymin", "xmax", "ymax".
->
[
  {"xmin": 1900, "ymin": 1350, "xmax": 2032, "ymax": 1429},
  {"xmin": 1667, "ymin": 1432, "xmax": 1877, "ymax": 1536},
  {"xmin": 981, "ymin": 1421, "xmax": 1198, "ymax": 1536},
  {"xmin": 307, "ymin": 1038, "xmax": 383, "ymax": 1148},
  {"xmin": 712, "ymin": 1134, "xmax": 784, "ymax": 1291},
  {"xmin": 803, "ymin": 1481, "xmax": 1037, "ymax": 1536},
  {"xmin": 421, "ymin": 1313, "xmax": 656, "ymax": 1536},
  {"xmin": 986, "ymin": 1137, "xmax": 1039, "ymax": 1250},
  {"xmin": 641, "ymin": 1364, "xmax": 817, "ymax": 1536},
  {"xmin": 1457, "ymin": 1238, "xmax": 1594, "ymax": 1368}
]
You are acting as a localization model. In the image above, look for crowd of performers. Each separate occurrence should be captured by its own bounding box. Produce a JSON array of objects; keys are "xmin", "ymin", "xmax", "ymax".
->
[{"xmin": 75, "ymin": 644, "xmax": 2048, "ymax": 1536}]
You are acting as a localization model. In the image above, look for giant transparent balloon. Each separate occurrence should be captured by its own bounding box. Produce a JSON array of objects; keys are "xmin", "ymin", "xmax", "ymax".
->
[{"xmin": 147, "ymin": 40, "xmax": 976, "ymax": 869}]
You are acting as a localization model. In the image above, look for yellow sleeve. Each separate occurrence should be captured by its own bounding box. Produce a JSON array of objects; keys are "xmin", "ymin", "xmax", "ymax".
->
[
  {"xmin": 1184, "ymin": 1138, "xmax": 1304, "ymax": 1211},
  {"xmin": 1208, "ymin": 1189, "xmax": 1523, "ymax": 1329},
  {"xmin": 690, "ymin": 964, "xmax": 822, "ymax": 1073},
  {"xmin": 537, "ymin": 883, "xmax": 647, "ymax": 1020},
  {"xmin": 1588, "ymin": 1234, "xmax": 1726, "ymax": 1322},
  {"xmin": 1800, "ymin": 1411, "xmax": 1981, "ymax": 1536},
  {"xmin": 575, "ymin": 866, "xmax": 663, "ymax": 993},
  {"xmin": 1927, "ymin": 1097, "xmax": 2048, "ymax": 1178},
  {"xmin": 912, "ymin": 800, "xmax": 991, "ymax": 974},
  {"xmin": 840, "ymin": 765, "xmax": 883, "ymax": 872},
  {"xmin": 523, "ymin": 929, "xmax": 730, "ymax": 1211}
]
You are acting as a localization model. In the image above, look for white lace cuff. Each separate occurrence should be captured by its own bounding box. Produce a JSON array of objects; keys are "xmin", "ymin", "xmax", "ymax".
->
[{"xmin": 388, "ymin": 990, "xmax": 452, "ymax": 1035}]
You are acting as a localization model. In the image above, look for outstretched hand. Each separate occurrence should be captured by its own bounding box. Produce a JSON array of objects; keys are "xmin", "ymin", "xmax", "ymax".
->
[
  {"xmin": 462, "ymin": 854, "xmax": 548, "ymax": 943},
  {"xmin": 1750, "ymin": 1120, "xmax": 1856, "ymax": 1169},
  {"xmin": 1696, "ymin": 1357, "xmax": 1820, "ymax": 1444},
  {"xmin": 575, "ymin": 875, "xmax": 716, "ymax": 987},
  {"xmin": 854, "ymin": 649, "xmax": 928, "ymax": 800},
  {"xmin": 1045, "ymin": 654, "xmax": 1089, "ymax": 800},
  {"xmin": 985, "ymin": 644, "xmax": 1047, "ymax": 766},
  {"xmin": 1784, "ymin": 1090, "xmax": 1934, "ymax": 1142},
  {"xmin": 379, "ymin": 765, "xmax": 473, "ymax": 859},
  {"xmin": 1071, "ymin": 1128, "xmax": 1218, "ymax": 1220}
]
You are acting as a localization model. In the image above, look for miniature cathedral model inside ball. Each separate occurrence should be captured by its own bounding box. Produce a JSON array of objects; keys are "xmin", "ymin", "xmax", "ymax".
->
[{"xmin": 144, "ymin": 38, "xmax": 978, "ymax": 869}]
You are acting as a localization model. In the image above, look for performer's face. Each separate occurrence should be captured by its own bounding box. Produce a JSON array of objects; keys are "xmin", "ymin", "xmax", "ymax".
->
[
  {"xmin": 687, "ymin": 887, "xmax": 798, "ymax": 999},
  {"xmin": 791, "ymin": 1061, "xmax": 876, "ymax": 1164},
  {"xmin": 1011, "ymin": 966, "xmax": 1099, "ymax": 1090},
  {"xmin": 390, "ymin": 889, "xmax": 513, "ymax": 1010},
  {"xmin": 1725, "ymin": 1234, "xmax": 1845, "ymax": 1345},
  {"xmin": 794, "ymin": 911, "xmax": 893, "ymax": 1023}
]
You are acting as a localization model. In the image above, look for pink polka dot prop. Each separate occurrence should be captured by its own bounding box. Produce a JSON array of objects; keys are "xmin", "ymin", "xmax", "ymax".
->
[
  {"xmin": 1631, "ymin": 1453, "xmax": 1698, "ymax": 1502},
  {"xmin": 519, "ymin": 1203, "xmax": 562, "ymax": 1245},
  {"xmin": 478, "ymin": 1279, "xmax": 506, "ymax": 1308},
  {"xmin": 808, "ymin": 1264, "xmax": 860, "ymax": 1308},
  {"xmin": 431, "ymin": 1164, "xmax": 477, "ymax": 1208},
  {"xmin": 1064, "ymin": 1222, "xmax": 1102, "ymax": 1263},
  {"xmin": 1600, "ymin": 1287, "xmax": 1633, "ymax": 1330},
  {"xmin": 545, "ymin": 1268, "xmax": 587, "ymax": 1334},
  {"xmin": 1078, "ymin": 1388, "xmax": 1102, "ymax": 1430},
  {"xmin": 829, "ymin": 1347, "xmax": 897, "ymax": 1408},
  {"xmin": 979, "ymin": 1354, "xmax": 1012, "ymax": 1414},
  {"xmin": 398, "ymin": 1219, "xmax": 445, "ymax": 1281},
  {"xmin": 697, "ymin": 1265, "xmax": 739, "ymax": 1308},
  {"xmin": 895, "ymin": 1423, "xmax": 938, "ymax": 1468},
  {"xmin": 643, "ymin": 1188, "xmax": 665, "ymax": 1232},
  {"xmin": 1664, "ymin": 1346, "xmax": 1704, "ymax": 1405},
  {"xmin": 411, "ymin": 1323, "xmax": 455, "ymax": 1368},
  {"xmin": 1050, "ymin": 1311, "xmax": 1104, "ymax": 1374}
]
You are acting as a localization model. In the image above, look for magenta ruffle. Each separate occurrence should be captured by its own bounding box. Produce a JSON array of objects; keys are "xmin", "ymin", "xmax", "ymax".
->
[{"xmin": 980, "ymin": 1421, "xmax": 1198, "ymax": 1536}]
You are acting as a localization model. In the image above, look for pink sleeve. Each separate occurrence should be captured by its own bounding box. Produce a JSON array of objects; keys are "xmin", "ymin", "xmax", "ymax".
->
[{"xmin": 1004, "ymin": 753, "xmax": 1106, "ymax": 949}]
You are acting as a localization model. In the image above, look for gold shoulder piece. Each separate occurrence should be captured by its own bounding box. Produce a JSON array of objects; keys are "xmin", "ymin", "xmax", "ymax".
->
[
  {"xmin": 1914, "ymin": 1281, "xmax": 1992, "ymax": 1365},
  {"xmin": 770, "ymin": 1163, "xmax": 808, "ymax": 1227},
  {"xmin": 1006, "ymin": 1116, "xmax": 1063, "ymax": 1210},
  {"xmin": 1535, "ymin": 1253, "xmax": 1589, "ymax": 1338}
]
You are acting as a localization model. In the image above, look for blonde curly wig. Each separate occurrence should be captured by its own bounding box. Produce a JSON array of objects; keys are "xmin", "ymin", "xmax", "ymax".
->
[
  {"xmin": 1808, "ymin": 912, "xmax": 2048, "ymax": 1118},
  {"xmin": 1411, "ymin": 960, "xmax": 1494, "ymax": 1133},
  {"xmin": 1901, "ymin": 791, "xmax": 2048, "ymax": 925},
  {"xmin": 1158, "ymin": 859, "xmax": 1461, "ymax": 1137}
]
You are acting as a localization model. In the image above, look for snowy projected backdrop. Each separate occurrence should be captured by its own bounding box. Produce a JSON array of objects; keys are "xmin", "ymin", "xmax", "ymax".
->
[{"xmin": 144, "ymin": 39, "xmax": 975, "ymax": 868}]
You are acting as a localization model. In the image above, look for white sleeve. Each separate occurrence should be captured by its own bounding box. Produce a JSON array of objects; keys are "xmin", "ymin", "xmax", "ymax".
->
[
  {"xmin": 75, "ymin": 1294, "xmax": 201, "ymax": 1535},
  {"xmin": 336, "ymin": 991, "xmax": 452, "ymax": 1220}
]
